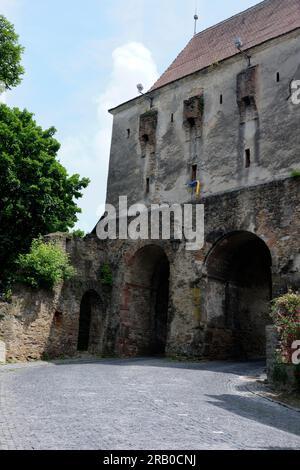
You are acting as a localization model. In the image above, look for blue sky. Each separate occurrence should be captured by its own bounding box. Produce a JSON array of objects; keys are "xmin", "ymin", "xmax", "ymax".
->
[{"xmin": 0, "ymin": 0, "xmax": 259, "ymax": 232}]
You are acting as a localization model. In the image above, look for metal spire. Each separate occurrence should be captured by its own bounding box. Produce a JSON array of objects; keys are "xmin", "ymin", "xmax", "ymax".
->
[{"xmin": 194, "ymin": 1, "xmax": 199, "ymax": 35}]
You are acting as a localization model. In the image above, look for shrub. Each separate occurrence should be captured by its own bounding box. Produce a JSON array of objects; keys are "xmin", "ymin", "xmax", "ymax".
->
[
  {"xmin": 17, "ymin": 238, "xmax": 76, "ymax": 290},
  {"xmin": 271, "ymin": 291, "xmax": 300, "ymax": 362},
  {"xmin": 291, "ymin": 169, "xmax": 300, "ymax": 178},
  {"xmin": 100, "ymin": 263, "xmax": 113, "ymax": 288},
  {"xmin": 70, "ymin": 229, "xmax": 85, "ymax": 238}
]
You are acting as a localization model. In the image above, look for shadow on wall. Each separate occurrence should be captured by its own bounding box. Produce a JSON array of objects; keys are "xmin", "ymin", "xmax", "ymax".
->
[
  {"xmin": 77, "ymin": 290, "xmax": 103, "ymax": 354},
  {"xmin": 203, "ymin": 231, "xmax": 272, "ymax": 361},
  {"xmin": 118, "ymin": 245, "xmax": 170, "ymax": 358}
]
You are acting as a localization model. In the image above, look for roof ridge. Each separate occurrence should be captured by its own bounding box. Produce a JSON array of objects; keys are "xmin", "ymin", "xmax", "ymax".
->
[
  {"xmin": 150, "ymin": 0, "xmax": 300, "ymax": 92},
  {"xmin": 160, "ymin": 15, "xmax": 299, "ymax": 76},
  {"xmin": 193, "ymin": 0, "xmax": 272, "ymax": 41},
  {"xmin": 150, "ymin": 0, "xmax": 274, "ymax": 91}
]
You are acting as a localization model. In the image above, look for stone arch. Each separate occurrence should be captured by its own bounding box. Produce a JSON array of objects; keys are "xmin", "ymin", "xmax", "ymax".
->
[
  {"xmin": 203, "ymin": 231, "xmax": 272, "ymax": 359},
  {"xmin": 120, "ymin": 244, "xmax": 170, "ymax": 357},
  {"xmin": 77, "ymin": 290, "xmax": 103, "ymax": 353}
]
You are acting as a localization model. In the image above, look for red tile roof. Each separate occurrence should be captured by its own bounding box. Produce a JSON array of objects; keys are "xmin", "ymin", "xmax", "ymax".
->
[{"xmin": 150, "ymin": 0, "xmax": 300, "ymax": 91}]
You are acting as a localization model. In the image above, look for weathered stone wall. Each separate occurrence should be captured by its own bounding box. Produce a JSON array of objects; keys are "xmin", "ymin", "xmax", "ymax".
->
[
  {"xmin": 109, "ymin": 177, "xmax": 300, "ymax": 360},
  {"xmin": 0, "ymin": 177, "xmax": 299, "ymax": 362},
  {"xmin": 107, "ymin": 29, "xmax": 300, "ymax": 209},
  {"xmin": 198, "ymin": 177, "xmax": 300, "ymax": 359},
  {"xmin": 0, "ymin": 234, "xmax": 113, "ymax": 361},
  {"xmin": 102, "ymin": 30, "xmax": 300, "ymax": 361},
  {"xmin": 0, "ymin": 340, "xmax": 6, "ymax": 363}
]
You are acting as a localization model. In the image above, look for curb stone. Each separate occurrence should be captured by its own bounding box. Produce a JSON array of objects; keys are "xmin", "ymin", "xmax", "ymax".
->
[{"xmin": 244, "ymin": 379, "xmax": 300, "ymax": 414}]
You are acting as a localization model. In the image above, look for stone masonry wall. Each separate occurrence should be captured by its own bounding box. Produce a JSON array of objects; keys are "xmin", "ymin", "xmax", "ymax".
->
[
  {"xmin": 0, "ymin": 234, "xmax": 113, "ymax": 361},
  {"xmin": 106, "ymin": 30, "xmax": 300, "ymax": 209},
  {"xmin": 0, "ymin": 177, "xmax": 299, "ymax": 361},
  {"xmin": 110, "ymin": 177, "xmax": 300, "ymax": 359}
]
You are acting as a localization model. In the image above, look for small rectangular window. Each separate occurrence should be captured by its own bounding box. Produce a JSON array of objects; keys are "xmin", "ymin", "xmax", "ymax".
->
[
  {"xmin": 220, "ymin": 94, "xmax": 223, "ymax": 105},
  {"xmin": 276, "ymin": 72, "xmax": 280, "ymax": 83},
  {"xmin": 245, "ymin": 149, "xmax": 251, "ymax": 168},
  {"xmin": 171, "ymin": 113, "xmax": 174, "ymax": 123},
  {"xmin": 127, "ymin": 129, "xmax": 130, "ymax": 138},
  {"xmin": 191, "ymin": 164, "xmax": 197, "ymax": 181},
  {"xmin": 243, "ymin": 96, "xmax": 251, "ymax": 107},
  {"xmin": 146, "ymin": 178, "xmax": 150, "ymax": 194}
]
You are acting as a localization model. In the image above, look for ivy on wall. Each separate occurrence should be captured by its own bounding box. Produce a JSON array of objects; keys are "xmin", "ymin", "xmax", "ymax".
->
[{"xmin": 100, "ymin": 263, "xmax": 113, "ymax": 288}]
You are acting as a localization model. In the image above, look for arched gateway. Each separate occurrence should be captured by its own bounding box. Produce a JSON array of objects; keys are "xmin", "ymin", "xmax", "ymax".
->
[
  {"xmin": 120, "ymin": 245, "xmax": 170, "ymax": 356},
  {"xmin": 77, "ymin": 290, "xmax": 103, "ymax": 353},
  {"xmin": 204, "ymin": 231, "xmax": 272, "ymax": 359}
]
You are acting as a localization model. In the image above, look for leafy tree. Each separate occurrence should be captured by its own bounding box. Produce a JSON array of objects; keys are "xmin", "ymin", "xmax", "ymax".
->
[
  {"xmin": 18, "ymin": 238, "xmax": 76, "ymax": 290},
  {"xmin": 0, "ymin": 15, "xmax": 24, "ymax": 90},
  {"xmin": 0, "ymin": 104, "xmax": 89, "ymax": 279}
]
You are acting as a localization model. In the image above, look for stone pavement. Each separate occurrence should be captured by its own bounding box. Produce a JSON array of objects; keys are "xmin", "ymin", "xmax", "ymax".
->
[{"xmin": 0, "ymin": 358, "xmax": 299, "ymax": 450}]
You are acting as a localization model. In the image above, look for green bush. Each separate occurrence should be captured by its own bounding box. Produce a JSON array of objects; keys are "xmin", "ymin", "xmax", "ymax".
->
[
  {"xmin": 271, "ymin": 291, "xmax": 300, "ymax": 362},
  {"xmin": 100, "ymin": 263, "xmax": 113, "ymax": 288},
  {"xmin": 70, "ymin": 229, "xmax": 85, "ymax": 238},
  {"xmin": 17, "ymin": 238, "xmax": 76, "ymax": 289},
  {"xmin": 291, "ymin": 169, "xmax": 300, "ymax": 178}
]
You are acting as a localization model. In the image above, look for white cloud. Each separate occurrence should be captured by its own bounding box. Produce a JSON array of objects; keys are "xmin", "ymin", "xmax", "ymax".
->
[
  {"xmin": 0, "ymin": 0, "xmax": 21, "ymax": 19},
  {"xmin": 59, "ymin": 41, "xmax": 159, "ymax": 233},
  {"xmin": 97, "ymin": 42, "xmax": 159, "ymax": 113}
]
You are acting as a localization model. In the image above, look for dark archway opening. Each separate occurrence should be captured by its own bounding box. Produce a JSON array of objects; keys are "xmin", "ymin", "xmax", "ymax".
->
[
  {"xmin": 152, "ymin": 256, "xmax": 170, "ymax": 355},
  {"xmin": 77, "ymin": 290, "xmax": 102, "ymax": 352},
  {"xmin": 205, "ymin": 232, "xmax": 272, "ymax": 360},
  {"xmin": 127, "ymin": 245, "xmax": 170, "ymax": 356}
]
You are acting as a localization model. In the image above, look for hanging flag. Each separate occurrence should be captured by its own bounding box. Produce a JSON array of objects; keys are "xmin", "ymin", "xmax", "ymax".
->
[{"xmin": 187, "ymin": 180, "xmax": 201, "ymax": 196}]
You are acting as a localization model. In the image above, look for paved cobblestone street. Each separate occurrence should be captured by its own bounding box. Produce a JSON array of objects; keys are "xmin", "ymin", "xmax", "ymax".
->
[{"xmin": 0, "ymin": 359, "xmax": 299, "ymax": 450}]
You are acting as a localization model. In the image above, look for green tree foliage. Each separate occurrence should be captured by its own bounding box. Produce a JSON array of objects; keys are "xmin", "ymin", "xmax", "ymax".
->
[
  {"xmin": 0, "ymin": 15, "xmax": 24, "ymax": 90},
  {"xmin": 0, "ymin": 104, "xmax": 89, "ymax": 278},
  {"xmin": 18, "ymin": 238, "xmax": 76, "ymax": 290}
]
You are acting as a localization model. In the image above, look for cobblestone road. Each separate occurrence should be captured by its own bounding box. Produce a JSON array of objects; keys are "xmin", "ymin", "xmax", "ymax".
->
[{"xmin": 0, "ymin": 358, "xmax": 299, "ymax": 450}]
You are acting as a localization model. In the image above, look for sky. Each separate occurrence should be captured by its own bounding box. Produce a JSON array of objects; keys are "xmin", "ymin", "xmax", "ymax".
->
[{"xmin": 0, "ymin": 0, "xmax": 260, "ymax": 232}]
